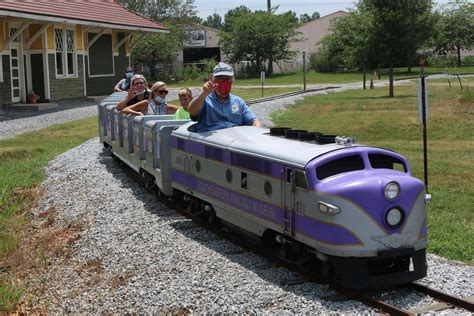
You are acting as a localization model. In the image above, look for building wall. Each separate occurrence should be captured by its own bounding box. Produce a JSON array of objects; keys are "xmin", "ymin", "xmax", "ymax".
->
[
  {"xmin": 0, "ymin": 54, "xmax": 12, "ymax": 106},
  {"xmin": 0, "ymin": 22, "xmax": 4, "ymax": 50},
  {"xmin": 85, "ymin": 32, "xmax": 129, "ymax": 96},
  {"xmin": 273, "ymin": 11, "xmax": 348, "ymax": 74},
  {"xmin": 48, "ymin": 53, "xmax": 85, "ymax": 100}
]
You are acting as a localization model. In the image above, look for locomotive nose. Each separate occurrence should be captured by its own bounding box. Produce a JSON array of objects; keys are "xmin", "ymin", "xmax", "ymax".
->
[{"xmin": 317, "ymin": 171, "xmax": 425, "ymax": 231}]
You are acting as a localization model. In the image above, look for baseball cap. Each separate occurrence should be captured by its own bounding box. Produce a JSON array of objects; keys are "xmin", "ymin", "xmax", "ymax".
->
[{"xmin": 213, "ymin": 62, "xmax": 234, "ymax": 77}]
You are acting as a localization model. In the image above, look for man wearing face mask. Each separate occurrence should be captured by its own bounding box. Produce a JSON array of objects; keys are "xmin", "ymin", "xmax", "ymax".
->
[{"xmin": 188, "ymin": 62, "xmax": 261, "ymax": 133}]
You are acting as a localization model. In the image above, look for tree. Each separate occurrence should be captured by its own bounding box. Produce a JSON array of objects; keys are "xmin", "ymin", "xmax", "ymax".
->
[
  {"xmin": 203, "ymin": 13, "xmax": 223, "ymax": 30},
  {"xmin": 117, "ymin": 0, "xmax": 198, "ymax": 25},
  {"xmin": 361, "ymin": 0, "xmax": 435, "ymax": 97},
  {"xmin": 315, "ymin": 10, "xmax": 378, "ymax": 76},
  {"xmin": 117, "ymin": 0, "xmax": 200, "ymax": 78},
  {"xmin": 220, "ymin": 11, "xmax": 301, "ymax": 75},
  {"xmin": 299, "ymin": 11, "xmax": 320, "ymax": 23},
  {"xmin": 131, "ymin": 25, "xmax": 182, "ymax": 79},
  {"xmin": 434, "ymin": 0, "xmax": 474, "ymax": 66},
  {"xmin": 223, "ymin": 5, "xmax": 252, "ymax": 31}
]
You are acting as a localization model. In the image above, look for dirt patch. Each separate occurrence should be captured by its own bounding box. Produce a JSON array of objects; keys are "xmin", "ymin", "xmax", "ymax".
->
[{"xmin": 1, "ymin": 187, "xmax": 85, "ymax": 313}]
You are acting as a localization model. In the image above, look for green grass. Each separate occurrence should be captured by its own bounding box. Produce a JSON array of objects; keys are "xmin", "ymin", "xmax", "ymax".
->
[
  {"xmin": 0, "ymin": 116, "xmax": 98, "ymax": 312},
  {"xmin": 168, "ymin": 65, "xmax": 474, "ymax": 88},
  {"xmin": 272, "ymin": 78, "xmax": 474, "ymax": 263}
]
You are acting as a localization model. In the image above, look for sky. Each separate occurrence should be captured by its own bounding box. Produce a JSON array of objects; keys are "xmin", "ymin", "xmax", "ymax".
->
[{"xmin": 193, "ymin": 0, "xmax": 459, "ymax": 20}]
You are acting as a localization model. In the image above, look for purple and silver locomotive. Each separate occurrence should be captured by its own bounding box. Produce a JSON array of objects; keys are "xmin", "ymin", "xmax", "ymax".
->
[{"xmin": 98, "ymin": 93, "xmax": 429, "ymax": 289}]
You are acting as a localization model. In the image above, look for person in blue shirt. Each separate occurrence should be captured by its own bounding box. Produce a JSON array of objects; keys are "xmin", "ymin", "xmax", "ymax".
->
[{"xmin": 187, "ymin": 62, "xmax": 261, "ymax": 133}]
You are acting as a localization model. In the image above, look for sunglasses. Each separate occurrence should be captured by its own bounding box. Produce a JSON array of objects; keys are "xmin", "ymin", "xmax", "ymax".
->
[
  {"xmin": 133, "ymin": 81, "xmax": 145, "ymax": 86},
  {"xmin": 157, "ymin": 90, "xmax": 169, "ymax": 95},
  {"xmin": 125, "ymin": 71, "xmax": 134, "ymax": 73}
]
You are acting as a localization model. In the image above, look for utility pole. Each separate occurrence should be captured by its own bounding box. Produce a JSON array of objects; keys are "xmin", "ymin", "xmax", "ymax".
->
[{"xmin": 267, "ymin": 0, "xmax": 273, "ymax": 75}]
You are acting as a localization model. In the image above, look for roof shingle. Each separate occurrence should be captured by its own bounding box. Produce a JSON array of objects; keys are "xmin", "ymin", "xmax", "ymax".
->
[{"xmin": 0, "ymin": 0, "xmax": 168, "ymax": 32}]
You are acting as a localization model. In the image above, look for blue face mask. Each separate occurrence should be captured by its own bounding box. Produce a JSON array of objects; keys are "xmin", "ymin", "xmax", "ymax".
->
[
  {"xmin": 154, "ymin": 95, "xmax": 165, "ymax": 104},
  {"xmin": 125, "ymin": 72, "xmax": 134, "ymax": 79}
]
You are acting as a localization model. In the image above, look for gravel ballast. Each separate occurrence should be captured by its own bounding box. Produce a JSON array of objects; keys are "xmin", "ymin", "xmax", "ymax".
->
[{"xmin": 27, "ymin": 139, "xmax": 474, "ymax": 313}]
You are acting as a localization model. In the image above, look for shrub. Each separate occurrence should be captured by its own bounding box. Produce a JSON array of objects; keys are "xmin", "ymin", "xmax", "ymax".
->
[{"xmin": 309, "ymin": 51, "xmax": 343, "ymax": 72}]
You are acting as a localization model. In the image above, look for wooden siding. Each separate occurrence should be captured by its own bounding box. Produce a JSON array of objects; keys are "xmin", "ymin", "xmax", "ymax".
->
[
  {"xmin": 85, "ymin": 37, "xmax": 129, "ymax": 96},
  {"xmin": 76, "ymin": 25, "xmax": 84, "ymax": 50},
  {"xmin": 48, "ymin": 53, "xmax": 85, "ymax": 100},
  {"xmin": 0, "ymin": 55, "xmax": 12, "ymax": 106},
  {"xmin": 29, "ymin": 24, "xmax": 44, "ymax": 49},
  {"xmin": 46, "ymin": 25, "xmax": 54, "ymax": 50}
]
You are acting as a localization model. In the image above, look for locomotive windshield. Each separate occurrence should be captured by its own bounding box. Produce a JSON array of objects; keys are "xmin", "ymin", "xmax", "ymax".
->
[
  {"xmin": 316, "ymin": 155, "xmax": 365, "ymax": 180},
  {"xmin": 369, "ymin": 154, "xmax": 407, "ymax": 172}
]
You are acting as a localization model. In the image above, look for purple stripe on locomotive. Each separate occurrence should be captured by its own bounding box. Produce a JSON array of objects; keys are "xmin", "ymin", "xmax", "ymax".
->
[
  {"xmin": 306, "ymin": 147, "xmax": 425, "ymax": 234},
  {"xmin": 171, "ymin": 169, "xmax": 361, "ymax": 245},
  {"xmin": 171, "ymin": 136, "xmax": 286, "ymax": 178}
]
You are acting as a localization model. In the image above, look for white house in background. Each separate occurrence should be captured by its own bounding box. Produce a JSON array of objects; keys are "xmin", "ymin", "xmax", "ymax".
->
[{"xmin": 274, "ymin": 11, "xmax": 348, "ymax": 73}]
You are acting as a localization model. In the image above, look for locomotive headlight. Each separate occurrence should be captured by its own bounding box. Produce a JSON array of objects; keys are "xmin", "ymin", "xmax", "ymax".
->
[
  {"xmin": 384, "ymin": 181, "xmax": 400, "ymax": 200},
  {"xmin": 318, "ymin": 201, "xmax": 341, "ymax": 215},
  {"xmin": 386, "ymin": 207, "xmax": 404, "ymax": 228}
]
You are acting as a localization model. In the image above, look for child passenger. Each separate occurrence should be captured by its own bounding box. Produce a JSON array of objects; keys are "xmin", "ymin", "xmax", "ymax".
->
[{"xmin": 174, "ymin": 88, "xmax": 192, "ymax": 120}]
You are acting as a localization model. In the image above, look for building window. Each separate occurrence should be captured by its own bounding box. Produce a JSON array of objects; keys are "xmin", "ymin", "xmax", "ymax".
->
[{"xmin": 55, "ymin": 27, "xmax": 76, "ymax": 77}]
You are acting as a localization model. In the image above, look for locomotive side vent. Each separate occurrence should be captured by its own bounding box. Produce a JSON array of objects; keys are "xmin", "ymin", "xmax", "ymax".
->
[
  {"xmin": 316, "ymin": 155, "xmax": 365, "ymax": 180},
  {"xmin": 284, "ymin": 129, "xmax": 307, "ymax": 139}
]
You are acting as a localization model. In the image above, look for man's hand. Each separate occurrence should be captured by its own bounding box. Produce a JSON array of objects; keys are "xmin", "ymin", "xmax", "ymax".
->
[{"xmin": 203, "ymin": 80, "xmax": 215, "ymax": 96}]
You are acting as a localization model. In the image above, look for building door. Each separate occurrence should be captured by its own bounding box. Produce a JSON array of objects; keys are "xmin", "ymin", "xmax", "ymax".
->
[{"xmin": 10, "ymin": 44, "xmax": 23, "ymax": 103}]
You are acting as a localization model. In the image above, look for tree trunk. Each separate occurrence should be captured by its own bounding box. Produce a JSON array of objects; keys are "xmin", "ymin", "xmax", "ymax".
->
[
  {"xmin": 389, "ymin": 61, "xmax": 394, "ymax": 97},
  {"xmin": 408, "ymin": 66, "xmax": 412, "ymax": 72},
  {"xmin": 267, "ymin": 57, "xmax": 274, "ymax": 75},
  {"xmin": 457, "ymin": 46, "xmax": 461, "ymax": 66}
]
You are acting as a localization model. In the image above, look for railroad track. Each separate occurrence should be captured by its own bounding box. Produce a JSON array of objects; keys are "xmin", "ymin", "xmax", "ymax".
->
[
  {"xmin": 113, "ymin": 151, "xmax": 473, "ymax": 315},
  {"xmin": 335, "ymin": 283, "xmax": 474, "ymax": 315},
  {"xmin": 246, "ymin": 86, "xmax": 339, "ymax": 105}
]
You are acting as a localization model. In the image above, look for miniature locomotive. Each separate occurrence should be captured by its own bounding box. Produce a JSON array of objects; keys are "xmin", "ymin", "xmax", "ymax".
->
[{"xmin": 98, "ymin": 92, "xmax": 429, "ymax": 289}]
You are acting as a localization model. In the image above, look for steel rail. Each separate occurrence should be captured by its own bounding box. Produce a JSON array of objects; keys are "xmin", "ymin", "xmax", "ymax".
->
[
  {"xmin": 409, "ymin": 282, "xmax": 474, "ymax": 312},
  {"xmin": 246, "ymin": 86, "xmax": 339, "ymax": 105},
  {"xmin": 337, "ymin": 289, "xmax": 414, "ymax": 316}
]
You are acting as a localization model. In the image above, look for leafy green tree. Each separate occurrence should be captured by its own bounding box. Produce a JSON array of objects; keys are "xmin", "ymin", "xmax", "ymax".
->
[
  {"xmin": 281, "ymin": 10, "xmax": 299, "ymax": 26},
  {"xmin": 117, "ymin": 0, "xmax": 198, "ymax": 25},
  {"xmin": 117, "ymin": 0, "xmax": 201, "ymax": 79},
  {"xmin": 299, "ymin": 11, "xmax": 320, "ymax": 23},
  {"xmin": 131, "ymin": 25, "xmax": 182, "ymax": 79},
  {"xmin": 220, "ymin": 10, "xmax": 301, "ymax": 75},
  {"xmin": 202, "ymin": 13, "xmax": 223, "ymax": 30},
  {"xmin": 354, "ymin": 0, "xmax": 434, "ymax": 97},
  {"xmin": 434, "ymin": 0, "xmax": 474, "ymax": 66},
  {"xmin": 223, "ymin": 6, "xmax": 252, "ymax": 31}
]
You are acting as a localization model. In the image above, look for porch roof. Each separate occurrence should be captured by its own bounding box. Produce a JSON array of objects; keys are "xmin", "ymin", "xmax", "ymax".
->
[{"xmin": 0, "ymin": 0, "xmax": 168, "ymax": 33}]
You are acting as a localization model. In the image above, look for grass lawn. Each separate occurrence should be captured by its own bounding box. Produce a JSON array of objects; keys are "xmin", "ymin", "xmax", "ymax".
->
[
  {"xmin": 168, "ymin": 65, "xmax": 474, "ymax": 88},
  {"xmin": 0, "ymin": 116, "xmax": 98, "ymax": 311},
  {"xmin": 273, "ymin": 78, "xmax": 474, "ymax": 263}
]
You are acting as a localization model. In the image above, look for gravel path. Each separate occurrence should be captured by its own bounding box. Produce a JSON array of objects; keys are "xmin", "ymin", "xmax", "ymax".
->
[{"xmin": 26, "ymin": 139, "xmax": 473, "ymax": 313}]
